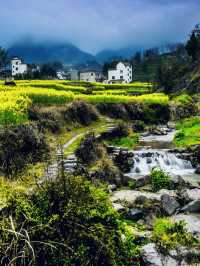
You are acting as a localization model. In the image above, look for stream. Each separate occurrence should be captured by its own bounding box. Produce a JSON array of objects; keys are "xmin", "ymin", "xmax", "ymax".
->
[{"xmin": 128, "ymin": 127, "xmax": 199, "ymax": 182}]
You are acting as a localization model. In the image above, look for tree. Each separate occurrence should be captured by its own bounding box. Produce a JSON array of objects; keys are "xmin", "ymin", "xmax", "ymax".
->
[
  {"xmin": 186, "ymin": 24, "xmax": 200, "ymax": 61},
  {"xmin": 133, "ymin": 51, "xmax": 141, "ymax": 64},
  {"xmin": 0, "ymin": 47, "xmax": 8, "ymax": 79}
]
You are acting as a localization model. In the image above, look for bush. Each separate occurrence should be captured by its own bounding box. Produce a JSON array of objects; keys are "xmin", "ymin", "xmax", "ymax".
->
[
  {"xmin": 152, "ymin": 218, "xmax": 199, "ymax": 250},
  {"xmin": 64, "ymin": 100, "xmax": 99, "ymax": 126},
  {"xmin": 90, "ymin": 157, "xmax": 122, "ymax": 185},
  {"xmin": 101, "ymin": 123, "xmax": 130, "ymax": 140},
  {"xmin": 0, "ymin": 175, "xmax": 137, "ymax": 265},
  {"xmin": 0, "ymin": 124, "xmax": 49, "ymax": 177},
  {"xmin": 96, "ymin": 103, "xmax": 129, "ymax": 120},
  {"xmin": 132, "ymin": 120, "xmax": 145, "ymax": 132},
  {"xmin": 76, "ymin": 133, "xmax": 105, "ymax": 165},
  {"xmin": 150, "ymin": 168, "xmax": 170, "ymax": 191}
]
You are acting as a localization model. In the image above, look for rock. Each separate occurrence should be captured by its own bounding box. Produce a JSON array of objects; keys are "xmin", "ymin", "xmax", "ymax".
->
[
  {"xmin": 195, "ymin": 165, "xmax": 200, "ymax": 174},
  {"xmin": 125, "ymin": 208, "xmax": 144, "ymax": 221},
  {"xmin": 123, "ymin": 174, "xmax": 150, "ymax": 188},
  {"xmin": 108, "ymin": 184, "xmax": 117, "ymax": 193},
  {"xmin": 111, "ymin": 189, "xmax": 177, "ymax": 207},
  {"xmin": 141, "ymin": 243, "xmax": 178, "ymax": 266},
  {"xmin": 135, "ymin": 167, "xmax": 140, "ymax": 173},
  {"xmin": 114, "ymin": 150, "xmax": 134, "ymax": 173},
  {"xmin": 146, "ymin": 158, "xmax": 152, "ymax": 164},
  {"xmin": 173, "ymin": 214, "xmax": 200, "ymax": 239},
  {"xmin": 182, "ymin": 188, "xmax": 200, "ymax": 202},
  {"xmin": 181, "ymin": 199, "xmax": 200, "ymax": 213},
  {"xmin": 112, "ymin": 203, "xmax": 126, "ymax": 212},
  {"xmin": 170, "ymin": 174, "xmax": 187, "ymax": 189},
  {"xmin": 161, "ymin": 194, "xmax": 180, "ymax": 215}
]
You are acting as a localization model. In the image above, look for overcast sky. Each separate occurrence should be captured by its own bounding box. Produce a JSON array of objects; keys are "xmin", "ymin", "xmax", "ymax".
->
[{"xmin": 0, "ymin": 0, "xmax": 200, "ymax": 54}]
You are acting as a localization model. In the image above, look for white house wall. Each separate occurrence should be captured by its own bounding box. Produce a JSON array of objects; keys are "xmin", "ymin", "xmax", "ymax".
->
[{"xmin": 108, "ymin": 62, "xmax": 132, "ymax": 83}]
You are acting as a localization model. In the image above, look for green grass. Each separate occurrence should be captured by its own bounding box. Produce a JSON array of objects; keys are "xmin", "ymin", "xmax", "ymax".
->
[
  {"xmin": 174, "ymin": 116, "xmax": 200, "ymax": 147},
  {"xmin": 106, "ymin": 133, "xmax": 139, "ymax": 149},
  {"xmin": 171, "ymin": 94, "xmax": 193, "ymax": 105}
]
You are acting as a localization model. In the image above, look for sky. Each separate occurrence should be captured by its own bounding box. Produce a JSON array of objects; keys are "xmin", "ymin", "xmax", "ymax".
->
[{"xmin": 0, "ymin": 0, "xmax": 200, "ymax": 54}]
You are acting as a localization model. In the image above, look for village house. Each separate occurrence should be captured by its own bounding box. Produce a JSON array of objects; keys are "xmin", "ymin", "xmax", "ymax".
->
[
  {"xmin": 79, "ymin": 70, "xmax": 104, "ymax": 82},
  {"xmin": 107, "ymin": 62, "xmax": 132, "ymax": 84},
  {"xmin": 11, "ymin": 57, "xmax": 28, "ymax": 76}
]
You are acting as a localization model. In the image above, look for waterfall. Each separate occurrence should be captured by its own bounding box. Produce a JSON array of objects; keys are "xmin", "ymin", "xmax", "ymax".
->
[{"xmin": 130, "ymin": 149, "xmax": 194, "ymax": 176}]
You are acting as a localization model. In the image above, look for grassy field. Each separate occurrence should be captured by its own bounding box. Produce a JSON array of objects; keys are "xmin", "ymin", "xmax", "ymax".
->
[
  {"xmin": 174, "ymin": 116, "xmax": 200, "ymax": 146},
  {"xmin": 0, "ymin": 80, "xmax": 168, "ymax": 126}
]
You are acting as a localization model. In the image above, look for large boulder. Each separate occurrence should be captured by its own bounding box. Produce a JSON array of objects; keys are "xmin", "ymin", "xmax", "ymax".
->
[
  {"xmin": 181, "ymin": 200, "xmax": 200, "ymax": 213},
  {"xmin": 173, "ymin": 214, "xmax": 200, "ymax": 240},
  {"xmin": 141, "ymin": 243, "xmax": 178, "ymax": 266},
  {"xmin": 123, "ymin": 174, "xmax": 150, "ymax": 188},
  {"xmin": 182, "ymin": 188, "xmax": 200, "ymax": 202},
  {"xmin": 125, "ymin": 208, "xmax": 144, "ymax": 221},
  {"xmin": 170, "ymin": 174, "xmax": 187, "ymax": 190},
  {"xmin": 161, "ymin": 194, "xmax": 180, "ymax": 215}
]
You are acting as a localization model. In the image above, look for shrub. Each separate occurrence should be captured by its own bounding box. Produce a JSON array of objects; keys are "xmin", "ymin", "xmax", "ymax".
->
[
  {"xmin": 101, "ymin": 122, "xmax": 130, "ymax": 140},
  {"xmin": 0, "ymin": 124, "xmax": 49, "ymax": 177},
  {"xmin": 0, "ymin": 175, "xmax": 137, "ymax": 265},
  {"xmin": 90, "ymin": 157, "xmax": 122, "ymax": 185},
  {"xmin": 64, "ymin": 100, "xmax": 99, "ymax": 126},
  {"xmin": 150, "ymin": 168, "xmax": 170, "ymax": 191},
  {"xmin": 97, "ymin": 103, "xmax": 129, "ymax": 119},
  {"xmin": 132, "ymin": 120, "xmax": 145, "ymax": 132},
  {"xmin": 75, "ymin": 133, "xmax": 105, "ymax": 165},
  {"xmin": 152, "ymin": 218, "xmax": 199, "ymax": 250}
]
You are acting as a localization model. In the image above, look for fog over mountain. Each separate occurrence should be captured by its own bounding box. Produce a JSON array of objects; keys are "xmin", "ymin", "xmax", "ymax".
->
[{"xmin": 1, "ymin": 0, "xmax": 200, "ymax": 54}]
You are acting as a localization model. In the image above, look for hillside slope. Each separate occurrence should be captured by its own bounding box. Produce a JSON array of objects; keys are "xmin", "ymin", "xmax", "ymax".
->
[{"xmin": 7, "ymin": 41, "xmax": 95, "ymax": 64}]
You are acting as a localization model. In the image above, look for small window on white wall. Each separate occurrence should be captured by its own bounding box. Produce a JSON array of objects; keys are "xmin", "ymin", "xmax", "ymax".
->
[
  {"xmin": 120, "ymin": 70, "xmax": 123, "ymax": 74},
  {"xmin": 112, "ymin": 76, "xmax": 115, "ymax": 79}
]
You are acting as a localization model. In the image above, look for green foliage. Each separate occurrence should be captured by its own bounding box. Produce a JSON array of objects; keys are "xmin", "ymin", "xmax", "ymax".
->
[
  {"xmin": 152, "ymin": 218, "xmax": 200, "ymax": 250},
  {"xmin": 107, "ymin": 133, "xmax": 139, "ymax": 150},
  {"xmin": 75, "ymin": 133, "xmax": 106, "ymax": 165},
  {"xmin": 0, "ymin": 175, "xmax": 139, "ymax": 265},
  {"xmin": 128, "ymin": 180, "xmax": 136, "ymax": 189},
  {"xmin": 172, "ymin": 94, "xmax": 193, "ymax": 105},
  {"xmin": 150, "ymin": 168, "xmax": 171, "ymax": 192},
  {"xmin": 174, "ymin": 116, "xmax": 200, "ymax": 147},
  {"xmin": 0, "ymin": 124, "xmax": 49, "ymax": 177},
  {"xmin": 185, "ymin": 25, "xmax": 200, "ymax": 61},
  {"xmin": 64, "ymin": 100, "xmax": 99, "ymax": 126}
]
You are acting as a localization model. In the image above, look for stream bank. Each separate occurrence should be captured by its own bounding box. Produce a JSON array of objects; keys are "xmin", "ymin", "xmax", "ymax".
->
[{"xmin": 109, "ymin": 124, "xmax": 200, "ymax": 265}]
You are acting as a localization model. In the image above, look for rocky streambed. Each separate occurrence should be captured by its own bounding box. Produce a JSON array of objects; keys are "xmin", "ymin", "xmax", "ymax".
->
[{"xmin": 109, "ymin": 125, "xmax": 200, "ymax": 265}]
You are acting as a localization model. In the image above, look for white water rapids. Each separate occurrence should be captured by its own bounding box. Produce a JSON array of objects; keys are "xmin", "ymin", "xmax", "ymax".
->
[{"xmin": 129, "ymin": 128, "xmax": 197, "ymax": 178}]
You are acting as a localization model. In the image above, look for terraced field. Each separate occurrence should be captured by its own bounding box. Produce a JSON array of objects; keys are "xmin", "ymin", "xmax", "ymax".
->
[{"xmin": 0, "ymin": 80, "xmax": 168, "ymax": 126}]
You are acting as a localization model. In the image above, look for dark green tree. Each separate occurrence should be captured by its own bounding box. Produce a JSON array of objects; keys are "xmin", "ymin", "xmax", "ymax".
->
[{"xmin": 186, "ymin": 24, "xmax": 200, "ymax": 61}]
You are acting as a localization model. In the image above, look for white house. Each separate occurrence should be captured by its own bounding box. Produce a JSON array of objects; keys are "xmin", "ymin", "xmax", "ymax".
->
[
  {"xmin": 108, "ymin": 62, "xmax": 132, "ymax": 84},
  {"xmin": 11, "ymin": 58, "xmax": 28, "ymax": 76},
  {"xmin": 79, "ymin": 70, "xmax": 103, "ymax": 82}
]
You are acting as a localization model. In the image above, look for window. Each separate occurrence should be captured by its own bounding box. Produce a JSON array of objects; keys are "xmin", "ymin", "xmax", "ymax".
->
[
  {"xmin": 120, "ymin": 70, "xmax": 123, "ymax": 74},
  {"xmin": 16, "ymin": 67, "xmax": 18, "ymax": 71},
  {"xmin": 91, "ymin": 72, "xmax": 94, "ymax": 76},
  {"xmin": 120, "ymin": 76, "xmax": 123, "ymax": 79},
  {"xmin": 112, "ymin": 76, "xmax": 115, "ymax": 79}
]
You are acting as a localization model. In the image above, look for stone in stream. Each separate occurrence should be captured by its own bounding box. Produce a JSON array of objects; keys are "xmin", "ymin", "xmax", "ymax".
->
[
  {"xmin": 170, "ymin": 174, "xmax": 187, "ymax": 189},
  {"xmin": 123, "ymin": 174, "xmax": 150, "ymax": 188},
  {"xmin": 161, "ymin": 194, "xmax": 180, "ymax": 215},
  {"xmin": 112, "ymin": 203, "xmax": 126, "ymax": 212},
  {"xmin": 141, "ymin": 243, "xmax": 178, "ymax": 266},
  {"xmin": 182, "ymin": 188, "xmax": 200, "ymax": 202},
  {"xmin": 111, "ymin": 189, "xmax": 177, "ymax": 207},
  {"xmin": 181, "ymin": 199, "xmax": 200, "ymax": 213},
  {"xmin": 195, "ymin": 165, "xmax": 200, "ymax": 174},
  {"xmin": 125, "ymin": 208, "xmax": 144, "ymax": 221},
  {"xmin": 173, "ymin": 213, "xmax": 200, "ymax": 239}
]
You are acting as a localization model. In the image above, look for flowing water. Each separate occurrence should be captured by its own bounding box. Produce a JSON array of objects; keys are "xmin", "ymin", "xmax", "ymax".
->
[{"xmin": 129, "ymin": 128, "xmax": 198, "ymax": 179}]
